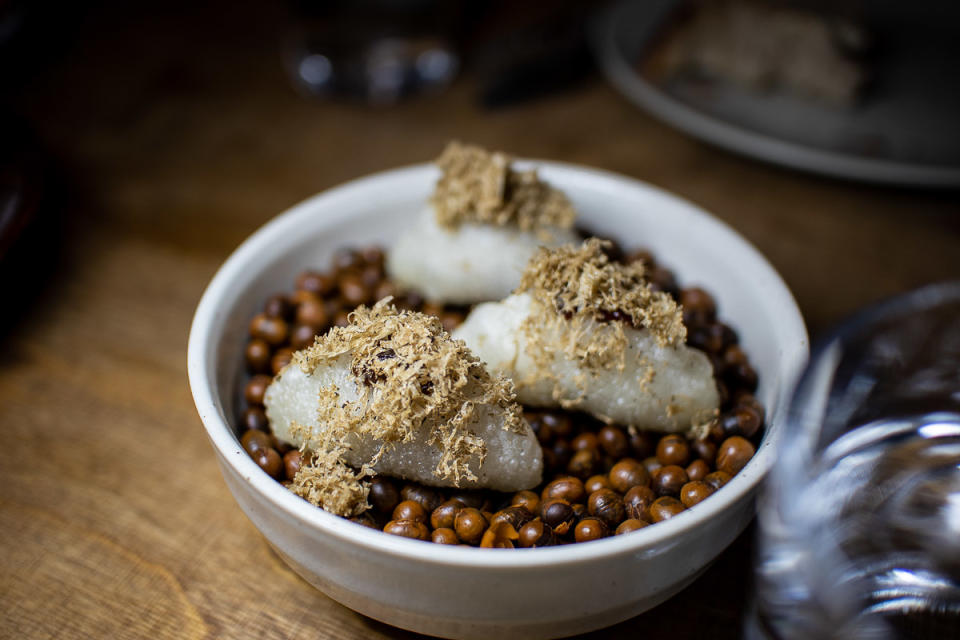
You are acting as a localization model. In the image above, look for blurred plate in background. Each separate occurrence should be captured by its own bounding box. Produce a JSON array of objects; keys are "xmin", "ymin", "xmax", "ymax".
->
[{"xmin": 591, "ymin": 0, "xmax": 960, "ymax": 187}]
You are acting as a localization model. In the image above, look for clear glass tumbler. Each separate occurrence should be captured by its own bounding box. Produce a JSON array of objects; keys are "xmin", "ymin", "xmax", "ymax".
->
[{"xmin": 749, "ymin": 283, "xmax": 960, "ymax": 640}]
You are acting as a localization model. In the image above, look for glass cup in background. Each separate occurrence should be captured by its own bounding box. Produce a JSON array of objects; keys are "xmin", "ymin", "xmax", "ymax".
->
[
  {"xmin": 749, "ymin": 283, "xmax": 960, "ymax": 640},
  {"xmin": 283, "ymin": 0, "xmax": 461, "ymax": 104}
]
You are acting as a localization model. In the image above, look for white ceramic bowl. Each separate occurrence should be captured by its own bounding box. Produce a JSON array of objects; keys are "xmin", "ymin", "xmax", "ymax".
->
[{"xmin": 187, "ymin": 162, "xmax": 808, "ymax": 639}]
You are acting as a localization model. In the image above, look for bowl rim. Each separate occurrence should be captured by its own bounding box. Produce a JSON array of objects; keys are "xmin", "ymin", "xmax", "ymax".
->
[{"xmin": 187, "ymin": 160, "xmax": 809, "ymax": 569}]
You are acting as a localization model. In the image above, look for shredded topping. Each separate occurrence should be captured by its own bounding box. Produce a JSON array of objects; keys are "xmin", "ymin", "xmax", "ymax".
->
[
  {"xmin": 517, "ymin": 239, "xmax": 686, "ymax": 387},
  {"xmin": 689, "ymin": 408, "xmax": 721, "ymax": 441},
  {"xmin": 289, "ymin": 299, "xmax": 524, "ymax": 516},
  {"xmin": 520, "ymin": 238, "xmax": 685, "ymax": 344},
  {"xmin": 288, "ymin": 431, "xmax": 373, "ymax": 517},
  {"xmin": 430, "ymin": 141, "xmax": 576, "ymax": 233}
]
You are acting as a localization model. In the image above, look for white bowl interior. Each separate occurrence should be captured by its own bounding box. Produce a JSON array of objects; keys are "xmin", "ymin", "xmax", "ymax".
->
[{"xmin": 187, "ymin": 161, "xmax": 808, "ymax": 636}]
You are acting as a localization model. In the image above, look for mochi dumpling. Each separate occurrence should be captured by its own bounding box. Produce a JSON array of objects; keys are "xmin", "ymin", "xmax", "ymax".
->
[
  {"xmin": 453, "ymin": 239, "xmax": 720, "ymax": 434},
  {"xmin": 264, "ymin": 300, "xmax": 542, "ymax": 516},
  {"xmin": 386, "ymin": 142, "xmax": 580, "ymax": 304}
]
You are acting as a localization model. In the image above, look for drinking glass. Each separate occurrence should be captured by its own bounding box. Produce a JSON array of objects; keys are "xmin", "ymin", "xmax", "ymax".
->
[
  {"xmin": 284, "ymin": 0, "xmax": 460, "ymax": 104},
  {"xmin": 749, "ymin": 282, "xmax": 960, "ymax": 640}
]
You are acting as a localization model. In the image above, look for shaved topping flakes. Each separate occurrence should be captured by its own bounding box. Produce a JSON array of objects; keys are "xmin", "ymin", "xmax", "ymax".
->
[
  {"xmin": 519, "ymin": 238, "xmax": 686, "ymax": 348},
  {"xmin": 288, "ymin": 421, "xmax": 373, "ymax": 517},
  {"xmin": 289, "ymin": 299, "xmax": 524, "ymax": 516},
  {"xmin": 516, "ymin": 240, "xmax": 686, "ymax": 403},
  {"xmin": 430, "ymin": 141, "xmax": 576, "ymax": 233}
]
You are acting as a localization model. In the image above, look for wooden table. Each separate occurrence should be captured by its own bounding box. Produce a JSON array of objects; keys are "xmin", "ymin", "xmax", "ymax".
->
[{"xmin": 2, "ymin": 3, "xmax": 958, "ymax": 638}]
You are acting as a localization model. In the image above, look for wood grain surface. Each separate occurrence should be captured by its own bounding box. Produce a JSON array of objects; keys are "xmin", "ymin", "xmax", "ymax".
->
[{"xmin": 2, "ymin": 3, "xmax": 958, "ymax": 639}]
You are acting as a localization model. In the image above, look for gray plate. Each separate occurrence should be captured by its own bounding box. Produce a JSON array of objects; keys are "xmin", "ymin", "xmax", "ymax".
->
[{"xmin": 591, "ymin": 0, "xmax": 960, "ymax": 187}]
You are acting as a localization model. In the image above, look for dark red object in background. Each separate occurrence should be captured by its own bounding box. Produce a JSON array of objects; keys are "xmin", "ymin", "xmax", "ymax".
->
[
  {"xmin": 0, "ymin": 117, "xmax": 64, "ymax": 338},
  {"xmin": 0, "ymin": 123, "xmax": 42, "ymax": 260}
]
